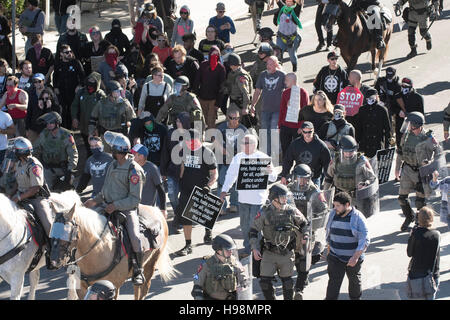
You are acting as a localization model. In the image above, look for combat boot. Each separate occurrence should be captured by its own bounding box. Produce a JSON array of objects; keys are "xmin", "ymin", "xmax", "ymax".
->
[
  {"xmin": 400, "ymin": 204, "xmax": 415, "ymax": 232},
  {"xmin": 132, "ymin": 252, "xmax": 145, "ymax": 286},
  {"xmin": 294, "ymin": 290, "xmax": 303, "ymax": 300},
  {"xmin": 281, "ymin": 277, "xmax": 294, "ymax": 300},
  {"xmin": 406, "ymin": 46, "xmax": 417, "ymax": 59},
  {"xmin": 316, "ymin": 41, "xmax": 325, "ymax": 52},
  {"xmin": 203, "ymin": 228, "xmax": 212, "ymax": 244},
  {"xmin": 426, "ymin": 39, "xmax": 432, "ymax": 50}
]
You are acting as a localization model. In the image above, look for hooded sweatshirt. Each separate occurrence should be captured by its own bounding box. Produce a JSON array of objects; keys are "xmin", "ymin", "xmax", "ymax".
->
[
  {"xmin": 71, "ymin": 72, "xmax": 106, "ymax": 135},
  {"xmin": 159, "ymin": 112, "xmax": 191, "ymax": 179},
  {"xmin": 171, "ymin": 5, "xmax": 195, "ymax": 47},
  {"xmin": 193, "ymin": 45, "xmax": 226, "ymax": 100}
]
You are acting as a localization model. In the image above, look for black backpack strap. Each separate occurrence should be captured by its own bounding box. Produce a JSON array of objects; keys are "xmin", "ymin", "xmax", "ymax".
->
[{"xmin": 30, "ymin": 9, "xmax": 42, "ymax": 29}]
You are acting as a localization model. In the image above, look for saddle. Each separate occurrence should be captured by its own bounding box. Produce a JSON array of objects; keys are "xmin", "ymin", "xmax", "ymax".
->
[
  {"xmin": 108, "ymin": 207, "xmax": 162, "ymax": 260},
  {"xmin": 358, "ymin": 8, "xmax": 392, "ymax": 33},
  {"xmin": 22, "ymin": 208, "xmax": 47, "ymax": 273}
]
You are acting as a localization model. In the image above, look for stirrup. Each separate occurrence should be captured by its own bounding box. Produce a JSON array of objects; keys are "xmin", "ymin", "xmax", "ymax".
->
[{"xmin": 133, "ymin": 270, "xmax": 145, "ymax": 285}]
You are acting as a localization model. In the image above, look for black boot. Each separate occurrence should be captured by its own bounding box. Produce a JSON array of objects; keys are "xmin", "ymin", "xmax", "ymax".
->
[
  {"xmin": 292, "ymin": 63, "xmax": 297, "ymax": 72},
  {"xmin": 426, "ymin": 39, "xmax": 432, "ymax": 50},
  {"xmin": 406, "ymin": 46, "xmax": 417, "ymax": 59},
  {"xmin": 132, "ymin": 252, "xmax": 145, "ymax": 286},
  {"xmin": 316, "ymin": 41, "xmax": 325, "ymax": 52},
  {"xmin": 281, "ymin": 277, "xmax": 294, "ymax": 300},
  {"xmin": 260, "ymin": 277, "xmax": 275, "ymax": 300},
  {"xmin": 375, "ymin": 29, "xmax": 386, "ymax": 49},
  {"xmin": 400, "ymin": 204, "xmax": 415, "ymax": 231},
  {"xmin": 203, "ymin": 228, "xmax": 212, "ymax": 244}
]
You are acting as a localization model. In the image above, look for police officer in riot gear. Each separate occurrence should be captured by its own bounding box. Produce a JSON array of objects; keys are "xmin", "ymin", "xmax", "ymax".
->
[
  {"xmin": 395, "ymin": 112, "xmax": 439, "ymax": 231},
  {"xmin": 287, "ymin": 164, "xmax": 329, "ymax": 299},
  {"xmin": 395, "ymin": 0, "xmax": 439, "ymax": 58},
  {"xmin": 249, "ymin": 183, "xmax": 307, "ymax": 300},
  {"xmin": 156, "ymin": 76, "xmax": 205, "ymax": 129},
  {"xmin": 11, "ymin": 137, "xmax": 56, "ymax": 269},
  {"xmin": 33, "ymin": 112, "xmax": 78, "ymax": 191},
  {"xmin": 84, "ymin": 280, "xmax": 117, "ymax": 300},
  {"xmin": 84, "ymin": 131, "xmax": 146, "ymax": 286},
  {"xmin": 323, "ymin": 135, "xmax": 377, "ymax": 217},
  {"xmin": 192, "ymin": 234, "xmax": 247, "ymax": 300}
]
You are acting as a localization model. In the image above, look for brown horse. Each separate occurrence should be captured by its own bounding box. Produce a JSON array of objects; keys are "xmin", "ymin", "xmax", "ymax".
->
[
  {"xmin": 324, "ymin": 0, "xmax": 392, "ymax": 78},
  {"xmin": 49, "ymin": 191, "xmax": 176, "ymax": 300}
]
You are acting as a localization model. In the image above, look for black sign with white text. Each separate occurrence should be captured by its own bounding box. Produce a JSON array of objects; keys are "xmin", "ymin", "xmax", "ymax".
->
[
  {"xmin": 236, "ymin": 158, "xmax": 271, "ymax": 190},
  {"xmin": 376, "ymin": 147, "xmax": 395, "ymax": 185},
  {"xmin": 182, "ymin": 186, "xmax": 224, "ymax": 230}
]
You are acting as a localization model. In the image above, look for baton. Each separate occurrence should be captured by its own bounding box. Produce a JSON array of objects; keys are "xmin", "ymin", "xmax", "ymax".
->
[{"xmin": 421, "ymin": 14, "xmax": 437, "ymax": 40}]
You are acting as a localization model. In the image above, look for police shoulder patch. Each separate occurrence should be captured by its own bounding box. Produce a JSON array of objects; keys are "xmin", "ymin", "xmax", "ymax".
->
[
  {"xmin": 31, "ymin": 164, "xmax": 41, "ymax": 177},
  {"xmin": 255, "ymin": 211, "xmax": 261, "ymax": 220},
  {"xmin": 130, "ymin": 173, "xmax": 140, "ymax": 185}
]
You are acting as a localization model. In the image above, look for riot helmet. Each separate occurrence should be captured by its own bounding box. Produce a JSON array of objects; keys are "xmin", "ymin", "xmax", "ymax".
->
[
  {"xmin": 1, "ymin": 140, "xmax": 17, "ymax": 174},
  {"xmin": 258, "ymin": 42, "xmax": 274, "ymax": 57},
  {"xmin": 227, "ymin": 53, "xmax": 241, "ymax": 67},
  {"xmin": 37, "ymin": 111, "xmax": 62, "ymax": 130},
  {"xmin": 258, "ymin": 27, "xmax": 275, "ymax": 41},
  {"xmin": 174, "ymin": 76, "xmax": 189, "ymax": 96},
  {"xmin": 103, "ymin": 131, "xmax": 131, "ymax": 154},
  {"xmin": 84, "ymin": 280, "xmax": 116, "ymax": 300},
  {"xmin": 269, "ymin": 183, "xmax": 290, "ymax": 210},
  {"xmin": 293, "ymin": 164, "xmax": 312, "ymax": 191},
  {"xmin": 400, "ymin": 111, "xmax": 425, "ymax": 133},
  {"xmin": 13, "ymin": 137, "xmax": 33, "ymax": 158},
  {"xmin": 339, "ymin": 135, "xmax": 358, "ymax": 164},
  {"xmin": 212, "ymin": 234, "xmax": 237, "ymax": 263},
  {"xmin": 106, "ymin": 80, "xmax": 123, "ymax": 98}
]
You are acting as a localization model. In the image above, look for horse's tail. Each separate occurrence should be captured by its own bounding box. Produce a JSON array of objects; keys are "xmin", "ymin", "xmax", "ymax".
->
[{"xmin": 155, "ymin": 241, "xmax": 179, "ymax": 283}]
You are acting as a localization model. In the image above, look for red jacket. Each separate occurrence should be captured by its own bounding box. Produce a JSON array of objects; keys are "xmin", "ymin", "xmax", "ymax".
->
[{"xmin": 278, "ymin": 87, "xmax": 309, "ymax": 129}]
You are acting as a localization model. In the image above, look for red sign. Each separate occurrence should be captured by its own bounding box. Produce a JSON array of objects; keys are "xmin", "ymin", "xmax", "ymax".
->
[{"xmin": 336, "ymin": 86, "xmax": 364, "ymax": 117}]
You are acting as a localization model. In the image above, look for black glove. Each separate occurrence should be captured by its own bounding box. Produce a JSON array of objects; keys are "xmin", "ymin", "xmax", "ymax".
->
[{"xmin": 64, "ymin": 170, "xmax": 74, "ymax": 185}]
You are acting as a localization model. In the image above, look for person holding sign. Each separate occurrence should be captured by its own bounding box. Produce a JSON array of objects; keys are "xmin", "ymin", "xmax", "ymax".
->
[
  {"xmin": 174, "ymin": 129, "xmax": 218, "ymax": 256},
  {"xmin": 220, "ymin": 133, "xmax": 277, "ymax": 257},
  {"xmin": 278, "ymin": 73, "xmax": 310, "ymax": 160}
]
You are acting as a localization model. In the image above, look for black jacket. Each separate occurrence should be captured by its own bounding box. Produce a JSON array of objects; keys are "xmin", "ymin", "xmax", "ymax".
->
[
  {"xmin": 104, "ymin": 29, "xmax": 131, "ymax": 56},
  {"xmin": 407, "ymin": 227, "xmax": 440, "ymax": 280},
  {"xmin": 281, "ymin": 134, "xmax": 331, "ymax": 180},
  {"xmin": 164, "ymin": 55, "xmax": 200, "ymax": 90},
  {"xmin": 355, "ymin": 102, "xmax": 391, "ymax": 158},
  {"xmin": 374, "ymin": 76, "xmax": 402, "ymax": 113}
]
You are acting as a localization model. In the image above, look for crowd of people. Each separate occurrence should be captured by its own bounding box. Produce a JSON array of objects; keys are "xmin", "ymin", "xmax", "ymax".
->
[{"xmin": 0, "ymin": 0, "xmax": 447, "ymax": 301}]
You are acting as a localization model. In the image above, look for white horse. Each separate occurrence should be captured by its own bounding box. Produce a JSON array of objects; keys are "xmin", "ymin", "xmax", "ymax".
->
[{"xmin": 0, "ymin": 191, "xmax": 79, "ymax": 299}]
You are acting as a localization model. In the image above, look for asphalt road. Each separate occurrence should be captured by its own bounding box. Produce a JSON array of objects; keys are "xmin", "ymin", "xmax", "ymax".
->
[{"xmin": 1, "ymin": 0, "xmax": 449, "ymax": 300}]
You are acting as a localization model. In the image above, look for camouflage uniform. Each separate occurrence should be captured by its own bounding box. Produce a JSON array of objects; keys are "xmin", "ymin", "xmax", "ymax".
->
[
  {"xmin": 192, "ymin": 254, "xmax": 247, "ymax": 300},
  {"xmin": 88, "ymin": 97, "xmax": 136, "ymax": 153},
  {"xmin": 249, "ymin": 203, "xmax": 307, "ymax": 300},
  {"xmin": 323, "ymin": 153, "xmax": 377, "ymax": 197},
  {"xmin": 155, "ymin": 92, "xmax": 205, "ymax": 128},
  {"xmin": 398, "ymin": 0, "xmax": 438, "ymax": 52},
  {"xmin": 15, "ymin": 156, "xmax": 53, "ymax": 235},
  {"xmin": 33, "ymin": 127, "xmax": 79, "ymax": 190},
  {"xmin": 92, "ymin": 155, "xmax": 146, "ymax": 253},
  {"xmin": 395, "ymin": 129, "xmax": 436, "ymax": 217},
  {"xmin": 222, "ymin": 66, "xmax": 253, "ymax": 125}
]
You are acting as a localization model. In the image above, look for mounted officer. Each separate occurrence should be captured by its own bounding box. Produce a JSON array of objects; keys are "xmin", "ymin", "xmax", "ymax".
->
[
  {"xmin": 33, "ymin": 112, "xmax": 78, "ymax": 191},
  {"xmin": 395, "ymin": 112, "xmax": 440, "ymax": 231},
  {"xmin": 323, "ymin": 135, "xmax": 378, "ymax": 217},
  {"xmin": 88, "ymin": 80, "xmax": 135, "ymax": 152},
  {"xmin": 395, "ymin": 0, "xmax": 439, "ymax": 58},
  {"xmin": 249, "ymin": 183, "xmax": 307, "ymax": 300},
  {"xmin": 287, "ymin": 164, "xmax": 330, "ymax": 299},
  {"xmin": 192, "ymin": 234, "xmax": 248, "ymax": 300},
  {"xmin": 155, "ymin": 76, "xmax": 205, "ymax": 129},
  {"xmin": 10, "ymin": 137, "xmax": 56, "ymax": 269},
  {"xmin": 84, "ymin": 131, "xmax": 146, "ymax": 286},
  {"xmin": 352, "ymin": 0, "xmax": 386, "ymax": 49}
]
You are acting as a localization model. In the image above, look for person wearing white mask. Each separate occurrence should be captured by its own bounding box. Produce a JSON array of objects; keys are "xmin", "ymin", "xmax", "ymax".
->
[{"xmin": 355, "ymin": 88, "xmax": 394, "ymax": 158}]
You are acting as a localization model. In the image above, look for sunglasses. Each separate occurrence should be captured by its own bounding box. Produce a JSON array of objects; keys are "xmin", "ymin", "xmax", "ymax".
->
[
  {"xmin": 63, "ymin": 50, "xmax": 72, "ymax": 54},
  {"xmin": 228, "ymin": 116, "xmax": 240, "ymax": 120},
  {"xmin": 329, "ymin": 57, "xmax": 338, "ymax": 61},
  {"xmin": 157, "ymin": 39, "xmax": 166, "ymax": 42},
  {"xmin": 91, "ymin": 31, "xmax": 101, "ymax": 35},
  {"xmin": 180, "ymin": 11, "xmax": 188, "ymax": 14},
  {"xmin": 217, "ymin": 10, "xmax": 225, "ymax": 13},
  {"xmin": 303, "ymin": 130, "xmax": 313, "ymax": 134}
]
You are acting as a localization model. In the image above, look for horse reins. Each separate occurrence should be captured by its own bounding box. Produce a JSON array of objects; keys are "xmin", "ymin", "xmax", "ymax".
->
[
  {"xmin": 66, "ymin": 220, "xmax": 110, "ymax": 266},
  {"xmin": 0, "ymin": 224, "xmax": 32, "ymax": 266}
]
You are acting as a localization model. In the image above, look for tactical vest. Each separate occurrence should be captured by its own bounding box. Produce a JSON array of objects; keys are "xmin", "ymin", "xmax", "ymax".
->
[
  {"xmin": 262, "ymin": 204, "xmax": 297, "ymax": 250},
  {"xmin": 98, "ymin": 100, "xmax": 127, "ymax": 131},
  {"xmin": 409, "ymin": 0, "xmax": 430, "ymax": 10},
  {"xmin": 402, "ymin": 132, "xmax": 428, "ymax": 167},
  {"xmin": 334, "ymin": 155, "xmax": 360, "ymax": 193},
  {"xmin": 326, "ymin": 121, "xmax": 353, "ymax": 145},
  {"xmin": 204, "ymin": 256, "xmax": 237, "ymax": 294},
  {"xmin": 40, "ymin": 129, "xmax": 70, "ymax": 165},
  {"xmin": 168, "ymin": 93, "xmax": 202, "ymax": 124},
  {"xmin": 229, "ymin": 70, "xmax": 252, "ymax": 104},
  {"xmin": 289, "ymin": 182, "xmax": 317, "ymax": 217}
]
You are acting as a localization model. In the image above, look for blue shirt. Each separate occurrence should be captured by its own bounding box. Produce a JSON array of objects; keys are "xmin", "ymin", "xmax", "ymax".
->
[
  {"xmin": 325, "ymin": 207, "xmax": 370, "ymax": 262},
  {"xmin": 208, "ymin": 16, "xmax": 236, "ymax": 43}
]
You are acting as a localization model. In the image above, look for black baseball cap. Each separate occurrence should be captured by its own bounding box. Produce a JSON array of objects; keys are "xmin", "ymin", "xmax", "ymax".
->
[{"xmin": 327, "ymin": 51, "xmax": 340, "ymax": 59}]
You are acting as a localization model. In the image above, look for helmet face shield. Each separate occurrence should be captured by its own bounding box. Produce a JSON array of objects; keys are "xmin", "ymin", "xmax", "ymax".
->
[{"xmin": 294, "ymin": 176, "xmax": 310, "ymax": 191}]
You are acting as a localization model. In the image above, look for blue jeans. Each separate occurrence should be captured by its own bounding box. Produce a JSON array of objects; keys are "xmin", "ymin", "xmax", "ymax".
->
[
  {"xmin": 260, "ymin": 111, "xmax": 279, "ymax": 158},
  {"xmin": 217, "ymin": 164, "xmax": 238, "ymax": 209},
  {"xmin": 55, "ymin": 14, "xmax": 69, "ymax": 35},
  {"xmin": 276, "ymin": 33, "xmax": 302, "ymax": 66},
  {"xmin": 166, "ymin": 176, "xmax": 179, "ymax": 213},
  {"xmin": 238, "ymin": 202, "xmax": 263, "ymax": 254}
]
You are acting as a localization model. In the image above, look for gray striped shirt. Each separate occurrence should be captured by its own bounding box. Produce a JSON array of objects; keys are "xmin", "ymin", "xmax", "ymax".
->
[{"xmin": 329, "ymin": 212, "xmax": 359, "ymax": 263}]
